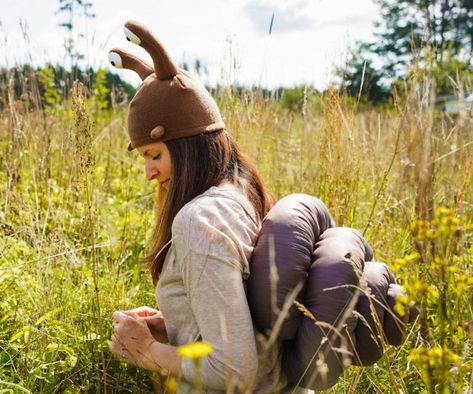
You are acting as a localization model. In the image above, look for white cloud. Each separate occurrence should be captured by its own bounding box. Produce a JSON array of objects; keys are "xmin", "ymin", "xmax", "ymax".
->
[
  {"xmin": 1, "ymin": 0, "xmax": 379, "ymax": 89},
  {"xmin": 243, "ymin": 0, "xmax": 315, "ymax": 34}
]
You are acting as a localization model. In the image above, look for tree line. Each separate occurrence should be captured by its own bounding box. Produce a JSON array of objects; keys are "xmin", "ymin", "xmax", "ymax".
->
[
  {"xmin": 339, "ymin": 0, "xmax": 473, "ymax": 102},
  {"xmin": 0, "ymin": 64, "xmax": 136, "ymax": 111},
  {"xmin": 3, "ymin": 0, "xmax": 471, "ymax": 110}
]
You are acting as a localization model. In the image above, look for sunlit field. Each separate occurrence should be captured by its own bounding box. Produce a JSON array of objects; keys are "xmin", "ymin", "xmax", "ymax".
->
[{"xmin": 1, "ymin": 65, "xmax": 472, "ymax": 393}]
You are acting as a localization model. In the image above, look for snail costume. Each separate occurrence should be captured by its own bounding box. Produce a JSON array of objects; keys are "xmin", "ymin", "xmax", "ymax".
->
[{"xmin": 109, "ymin": 21, "xmax": 417, "ymax": 392}]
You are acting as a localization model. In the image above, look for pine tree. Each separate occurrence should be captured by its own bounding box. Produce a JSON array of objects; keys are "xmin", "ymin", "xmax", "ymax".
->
[
  {"xmin": 341, "ymin": 0, "xmax": 473, "ymax": 101},
  {"xmin": 55, "ymin": 0, "xmax": 95, "ymax": 71},
  {"xmin": 373, "ymin": 0, "xmax": 472, "ymax": 77}
]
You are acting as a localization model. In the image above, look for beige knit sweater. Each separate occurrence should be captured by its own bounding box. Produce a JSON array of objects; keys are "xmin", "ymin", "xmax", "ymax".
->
[{"xmin": 155, "ymin": 183, "xmax": 295, "ymax": 393}]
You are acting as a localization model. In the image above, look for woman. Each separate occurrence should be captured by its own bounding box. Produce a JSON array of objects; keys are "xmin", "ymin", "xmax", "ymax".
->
[
  {"xmin": 108, "ymin": 20, "xmax": 415, "ymax": 393},
  {"xmin": 108, "ymin": 21, "xmax": 292, "ymax": 393}
]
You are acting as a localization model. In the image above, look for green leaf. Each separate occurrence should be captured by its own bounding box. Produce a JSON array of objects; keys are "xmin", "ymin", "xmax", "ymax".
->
[
  {"xmin": 0, "ymin": 380, "xmax": 32, "ymax": 393},
  {"xmin": 35, "ymin": 307, "xmax": 64, "ymax": 326},
  {"xmin": 9, "ymin": 325, "xmax": 34, "ymax": 343}
]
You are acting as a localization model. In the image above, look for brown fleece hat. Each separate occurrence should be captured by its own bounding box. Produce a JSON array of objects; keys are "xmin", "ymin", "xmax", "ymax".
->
[{"xmin": 108, "ymin": 20, "xmax": 225, "ymax": 151}]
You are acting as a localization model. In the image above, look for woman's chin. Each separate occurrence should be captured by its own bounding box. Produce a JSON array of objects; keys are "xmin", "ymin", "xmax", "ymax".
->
[{"xmin": 161, "ymin": 179, "xmax": 170, "ymax": 189}]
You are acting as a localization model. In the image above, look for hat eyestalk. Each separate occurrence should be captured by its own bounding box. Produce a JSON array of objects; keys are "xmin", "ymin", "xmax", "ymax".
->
[
  {"xmin": 124, "ymin": 20, "xmax": 178, "ymax": 81},
  {"xmin": 108, "ymin": 48, "xmax": 154, "ymax": 81}
]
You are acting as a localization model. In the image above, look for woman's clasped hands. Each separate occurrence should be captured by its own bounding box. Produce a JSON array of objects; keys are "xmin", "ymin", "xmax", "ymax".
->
[{"xmin": 110, "ymin": 306, "xmax": 169, "ymax": 371}]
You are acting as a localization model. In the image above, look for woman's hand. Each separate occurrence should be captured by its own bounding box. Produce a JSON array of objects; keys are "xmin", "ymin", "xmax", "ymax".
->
[
  {"xmin": 122, "ymin": 306, "xmax": 169, "ymax": 343},
  {"xmin": 110, "ymin": 311, "xmax": 161, "ymax": 371}
]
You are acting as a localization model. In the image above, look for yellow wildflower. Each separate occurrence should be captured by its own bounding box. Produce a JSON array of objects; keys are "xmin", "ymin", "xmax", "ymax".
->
[
  {"xmin": 394, "ymin": 294, "xmax": 409, "ymax": 317},
  {"xmin": 177, "ymin": 341, "xmax": 214, "ymax": 360},
  {"xmin": 165, "ymin": 376, "xmax": 178, "ymax": 393}
]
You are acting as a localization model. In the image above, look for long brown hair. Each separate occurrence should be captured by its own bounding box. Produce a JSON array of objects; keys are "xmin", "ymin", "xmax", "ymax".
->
[{"xmin": 141, "ymin": 129, "xmax": 274, "ymax": 284}]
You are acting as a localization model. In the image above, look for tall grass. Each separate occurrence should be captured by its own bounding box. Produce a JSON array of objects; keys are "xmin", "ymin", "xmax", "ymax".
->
[{"xmin": 0, "ymin": 63, "xmax": 472, "ymax": 393}]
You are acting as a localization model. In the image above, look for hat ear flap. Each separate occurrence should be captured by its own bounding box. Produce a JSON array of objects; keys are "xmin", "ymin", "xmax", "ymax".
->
[
  {"xmin": 108, "ymin": 48, "xmax": 153, "ymax": 81},
  {"xmin": 124, "ymin": 20, "xmax": 178, "ymax": 81}
]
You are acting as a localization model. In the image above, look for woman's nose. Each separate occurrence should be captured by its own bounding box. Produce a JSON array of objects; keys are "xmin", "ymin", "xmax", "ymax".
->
[{"xmin": 145, "ymin": 160, "xmax": 159, "ymax": 181}]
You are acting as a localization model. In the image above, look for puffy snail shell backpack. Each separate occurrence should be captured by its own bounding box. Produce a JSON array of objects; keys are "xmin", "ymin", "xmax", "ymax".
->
[
  {"xmin": 247, "ymin": 194, "xmax": 418, "ymax": 390},
  {"xmin": 108, "ymin": 21, "xmax": 417, "ymax": 391}
]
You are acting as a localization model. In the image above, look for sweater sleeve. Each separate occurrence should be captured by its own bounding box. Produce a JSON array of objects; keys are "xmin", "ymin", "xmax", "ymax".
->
[{"xmin": 172, "ymin": 197, "xmax": 258, "ymax": 390}]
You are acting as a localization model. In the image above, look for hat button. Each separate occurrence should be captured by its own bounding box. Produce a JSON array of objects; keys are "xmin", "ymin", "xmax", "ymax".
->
[{"xmin": 150, "ymin": 125, "xmax": 165, "ymax": 139}]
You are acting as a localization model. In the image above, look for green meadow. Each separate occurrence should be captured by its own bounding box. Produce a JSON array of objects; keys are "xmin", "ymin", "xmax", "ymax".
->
[{"xmin": 0, "ymin": 67, "xmax": 472, "ymax": 393}]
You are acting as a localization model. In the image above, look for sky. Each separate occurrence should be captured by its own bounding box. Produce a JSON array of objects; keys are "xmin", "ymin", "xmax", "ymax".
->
[{"xmin": 0, "ymin": 0, "xmax": 381, "ymax": 89}]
